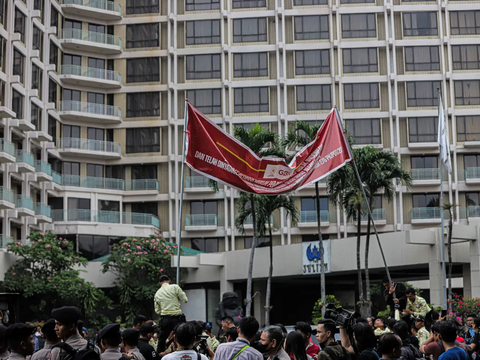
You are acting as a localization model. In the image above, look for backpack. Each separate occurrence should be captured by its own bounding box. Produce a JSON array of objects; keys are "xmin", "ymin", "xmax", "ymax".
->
[
  {"xmin": 51, "ymin": 340, "xmax": 100, "ymax": 360},
  {"xmin": 323, "ymin": 345, "xmax": 351, "ymax": 360}
]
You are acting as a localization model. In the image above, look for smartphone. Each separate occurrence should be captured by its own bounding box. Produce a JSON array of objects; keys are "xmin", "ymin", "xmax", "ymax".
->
[
  {"xmin": 205, "ymin": 322, "xmax": 213, "ymax": 329},
  {"xmin": 441, "ymin": 310, "xmax": 447, "ymax": 317}
]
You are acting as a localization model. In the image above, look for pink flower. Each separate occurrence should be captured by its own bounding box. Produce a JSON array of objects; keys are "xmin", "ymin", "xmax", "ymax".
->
[
  {"xmin": 133, "ymin": 238, "xmax": 137, "ymax": 242},
  {"xmin": 459, "ymin": 301, "xmax": 463, "ymax": 305},
  {"xmin": 153, "ymin": 247, "xmax": 157, "ymax": 250},
  {"xmin": 160, "ymin": 269, "xmax": 163, "ymax": 272},
  {"xmin": 164, "ymin": 250, "xmax": 168, "ymax": 253},
  {"xmin": 38, "ymin": 239, "xmax": 42, "ymax": 242},
  {"xmin": 127, "ymin": 259, "xmax": 131, "ymax": 262},
  {"xmin": 237, "ymin": 315, "xmax": 241, "ymax": 319},
  {"xmin": 12, "ymin": 273, "xmax": 16, "ymax": 275},
  {"xmin": 144, "ymin": 251, "xmax": 148, "ymax": 255},
  {"xmin": 79, "ymin": 283, "xmax": 82, "ymax": 286},
  {"xmin": 46, "ymin": 245, "xmax": 51, "ymax": 249},
  {"xmin": 47, "ymin": 277, "xmax": 50, "ymax": 280},
  {"xmin": 136, "ymin": 246, "xmax": 141, "ymax": 249},
  {"xmin": 41, "ymin": 233, "xmax": 44, "ymax": 236}
]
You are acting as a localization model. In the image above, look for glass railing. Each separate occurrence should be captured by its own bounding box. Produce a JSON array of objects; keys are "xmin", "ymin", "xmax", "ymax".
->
[
  {"xmin": 0, "ymin": 139, "xmax": 15, "ymax": 157},
  {"xmin": 185, "ymin": 176, "xmax": 210, "ymax": 188},
  {"xmin": 411, "ymin": 168, "xmax": 440, "ymax": 181},
  {"xmin": 185, "ymin": 214, "xmax": 218, "ymax": 226},
  {"xmin": 16, "ymin": 150, "xmax": 34, "ymax": 167},
  {"xmin": 0, "ymin": 235, "xmax": 13, "ymax": 248},
  {"xmin": 95, "ymin": 210, "xmax": 121, "ymax": 223},
  {"xmin": 410, "ymin": 207, "xmax": 442, "ymax": 220},
  {"xmin": 51, "ymin": 209, "xmax": 159, "ymax": 228},
  {"xmin": 465, "ymin": 167, "xmax": 480, "ymax": 180},
  {"xmin": 62, "ymin": 0, "xmax": 122, "ymax": 14},
  {"xmin": 59, "ymin": 65, "xmax": 121, "ymax": 82},
  {"xmin": 35, "ymin": 203, "xmax": 51, "ymax": 217},
  {"xmin": 0, "ymin": 187, "xmax": 14, "ymax": 203},
  {"xmin": 243, "ymin": 214, "xmax": 273, "ymax": 225},
  {"xmin": 60, "ymin": 28, "xmax": 122, "ymax": 48},
  {"xmin": 16, "ymin": 194, "xmax": 34, "ymax": 211},
  {"xmin": 52, "ymin": 171, "xmax": 62, "ymax": 185},
  {"xmin": 361, "ymin": 208, "xmax": 386, "ymax": 222},
  {"xmin": 299, "ymin": 210, "xmax": 330, "ymax": 223},
  {"xmin": 59, "ymin": 138, "xmax": 121, "ymax": 155},
  {"xmin": 123, "ymin": 212, "xmax": 160, "ymax": 227},
  {"xmin": 467, "ymin": 206, "xmax": 480, "ymax": 218},
  {"xmin": 51, "ymin": 209, "xmax": 92, "ymax": 222},
  {"xmin": 35, "ymin": 161, "xmax": 52, "ymax": 176},
  {"xmin": 59, "ymin": 101, "xmax": 122, "ymax": 118},
  {"xmin": 125, "ymin": 179, "xmax": 159, "ymax": 191}
]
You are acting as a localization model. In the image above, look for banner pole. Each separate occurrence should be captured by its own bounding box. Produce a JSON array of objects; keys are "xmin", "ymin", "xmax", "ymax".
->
[{"xmin": 176, "ymin": 100, "xmax": 188, "ymax": 284}]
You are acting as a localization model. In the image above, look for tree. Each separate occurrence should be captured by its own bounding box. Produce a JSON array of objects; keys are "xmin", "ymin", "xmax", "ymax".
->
[
  {"xmin": 236, "ymin": 193, "xmax": 299, "ymax": 326},
  {"xmin": 311, "ymin": 294, "xmax": 341, "ymax": 324},
  {"xmin": 3, "ymin": 232, "xmax": 110, "ymax": 323},
  {"xmin": 443, "ymin": 202, "xmax": 456, "ymax": 302},
  {"xmin": 102, "ymin": 236, "xmax": 182, "ymax": 323}
]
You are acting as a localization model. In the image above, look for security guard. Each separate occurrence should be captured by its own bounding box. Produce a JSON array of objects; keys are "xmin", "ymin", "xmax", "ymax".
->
[
  {"xmin": 97, "ymin": 324, "xmax": 123, "ymax": 360},
  {"xmin": 30, "ymin": 319, "xmax": 58, "ymax": 360},
  {"xmin": 5, "ymin": 323, "xmax": 35, "ymax": 360},
  {"xmin": 414, "ymin": 316, "xmax": 430, "ymax": 347},
  {"xmin": 0, "ymin": 325, "xmax": 8, "ymax": 360},
  {"xmin": 121, "ymin": 329, "xmax": 146, "ymax": 360},
  {"xmin": 403, "ymin": 288, "xmax": 431, "ymax": 317},
  {"xmin": 138, "ymin": 324, "xmax": 157, "ymax": 360}
]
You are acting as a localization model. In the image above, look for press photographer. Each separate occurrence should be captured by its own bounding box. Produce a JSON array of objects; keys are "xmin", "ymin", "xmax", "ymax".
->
[{"xmin": 161, "ymin": 322, "xmax": 209, "ymax": 360}]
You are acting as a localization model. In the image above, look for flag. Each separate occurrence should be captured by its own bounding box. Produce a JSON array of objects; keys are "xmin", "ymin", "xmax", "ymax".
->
[
  {"xmin": 437, "ymin": 93, "xmax": 452, "ymax": 174},
  {"xmin": 184, "ymin": 102, "xmax": 353, "ymax": 195}
]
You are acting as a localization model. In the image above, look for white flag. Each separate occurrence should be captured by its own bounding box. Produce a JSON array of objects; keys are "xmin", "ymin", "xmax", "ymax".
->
[{"xmin": 438, "ymin": 93, "xmax": 452, "ymax": 174}]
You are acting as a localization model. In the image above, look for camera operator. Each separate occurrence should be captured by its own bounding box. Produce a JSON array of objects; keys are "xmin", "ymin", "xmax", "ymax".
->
[
  {"xmin": 339, "ymin": 322, "xmax": 379, "ymax": 360},
  {"xmin": 316, "ymin": 320, "xmax": 351, "ymax": 360},
  {"xmin": 200, "ymin": 323, "xmax": 220, "ymax": 353},
  {"xmin": 190, "ymin": 322, "xmax": 215, "ymax": 359},
  {"xmin": 162, "ymin": 323, "xmax": 209, "ymax": 360},
  {"xmin": 258, "ymin": 326, "xmax": 289, "ymax": 360}
]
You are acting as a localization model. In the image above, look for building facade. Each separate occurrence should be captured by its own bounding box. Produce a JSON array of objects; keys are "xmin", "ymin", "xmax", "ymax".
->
[{"xmin": 0, "ymin": 0, "xmax": 479, "ymax": 263}]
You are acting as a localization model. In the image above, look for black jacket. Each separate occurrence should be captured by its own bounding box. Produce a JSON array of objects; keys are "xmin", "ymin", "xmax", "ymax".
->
[{"xmin": 138, "ymin": 338, "xmax": 157, "ymax": 360}]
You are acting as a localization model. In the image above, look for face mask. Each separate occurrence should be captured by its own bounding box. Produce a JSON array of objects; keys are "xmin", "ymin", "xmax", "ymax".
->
[{"xmin": 256, "ymin": 342, "xmax": 272, "ymax": 354}]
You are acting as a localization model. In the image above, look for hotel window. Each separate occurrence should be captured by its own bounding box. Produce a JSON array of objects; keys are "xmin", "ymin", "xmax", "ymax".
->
[
  {"xmin": 14, "ymin": 8, "xmax": 25, "ymax": 42},
  {"xmin": 126, "ymin": 23, "xmax": 159, "ymax": 49},
  {"xmin": 405, "ymin": 46, "xmax": 440, "ymax": 71},
  {"xmin": 301, "ymin": 197, "xmax": 328, "ymax": 212},
  {"xmin": 186, "ymin": 89, "xmax": 221, "ymax": 114},
  {"xmin": 13, "ymin": 49, "xmax": 24, "ymax": 83},
  {"xmin": 452, "ymin": 45, "xmax": 480, "ymax": 70},
  {"xmin": 49, "ymin": 80, "xmax": 57, "ymax": 105},
  {"xmin": 340, "ymin": 0, "xmax": 374, "ymax": 3},
  {"xmin": 465, "ymin": 155, "xmax": 480, "ymax": 170},
  {"xmin": 457, "ymin": 116, "xmax": 480, "ymax": 142},
  {"xmin": 450, "ymin": 11, "xmax": 480, "ymax": 35},
  {"xmin": 466, "ymin": 193, "xmax": 480, "ymax": 217},
  {"xmin": 186, "ymin": 0, "xmax": 220, "ymax": 11},
  {"xmin": 406, "ymin": 81, "xmax": 440, "ymax": 107},
  {"xmin": 295, "ymin": 16, "xmax": 329, "ymax": 40},
  {"xmin": 132, "ymin": 165, "xmax": 157, "ymax": 179},
  {"xmin": 191, "ymin": 201, "xmax": 217, "ymax": 215},
  {"xmin": 345, "ymin": 119, "xmax": 381, "ymax": 145},
  {"xmin": 126, "ymin": 0, "xmax": 159, "ymax": 14},
  {"xmin": 455, "ymin": 80, "xmax": 480, "ymax": 106},
  {"xmin": 126, "ymin": 128, "xmax": 160, "ymax": 154},
  {"xmin": 186, "ymin": 54, "xmax": 221, "ymax": 80},
  {"xmin": 408, "ymin": 117, "xmax": 438, "ymax": 143},
  {"xmin": 126, "ymin": 92, "xmax": 160, "ymax": 118},
  {"xmin": 295, "ymin": 0, "xmax": 327, "ymax": 4},
  {"xmin": 342, "ymin": 14, "xmax": 376, "ymax": 38},
  {"xmin": 191, "ymin": 238, "xmax": 219, "ymax": 253},
  {"xmin": 411, "ymin": 156, "xmax": 437, "ymax": 170},
  {"xmin": 412, "ymin": 194, "xmax": 439, "ymax": 208},
  {"xmin": 32, "ymin": 26, "xmax": 42, "ymax": 53},
  {"xmin": 50, "ymin": 6, "xmax": 58, "ymax": 30},
  {"xmin": 344, "ymin": 83, "xmax": 379, "ymax": 109},
  {"xmin": 64, "ymin": 162, "xmax": 80, "ymax": 176},
  {"xmin": 31, "ymin": 103, "xmax": 40, "ymax": 129},
  {"xmin": 87, "ymin": 164, "xmax": 104, "ymax": 178},
  {"xmin": 233, "ymin": 18, "xmax": 267, "ymax": 43},
  {"xmin": 48, "ymin": 116, "xmax": 57, "ymax": 144},
  {"xmin": 403, "ymin": 12, "xmax": 438, "ymax": 36},
  {"xmin": 63, "ymin": 125, "xmax": 80, "ymax": 139},
  {"xmin": 50, "ymin": 41, "xmax": 58, "ymax": 68},
  {"xmin": 295, "ymin": 50, "xmax": 330, "ymax": 75},
  {"xmin": 131, "ymin": 202, "xmax": 158, "ymax": 216},
  {"xmin": 343, "ymin": 48, "xmax": 378, "ymax": 73},
  {"xmin": 0, "ymin": 0, "xmax": 4, "ymax": 26},
  {"xmin": 77, "ymin": 235, "xmax": 110, "ymax": 261},
  {"xmin": 12, "ymin": 90, "xmax": 23, "ymax": 119},
  {"xmin": 232, "ymin": 0, "xmax": 266, "ymax": 8},
  {"xmin": 234, "ymin": 87, "xmax": 269, "ymax": 113},
  {"xmin": 233, "ymin": 53, "xmax": 268, "ymax": 78},
  {"xmin": 126, "ymin": 57, "xmax": 159, "ymax": 83},
  {"xmin": 32, "ymin": 64, "xmax": 41, "ymax": 90},
  {"xmin": 186, "ymin": 20, "xmax": 220, "ymax": 45},
  {"xmin": 296, "ymin": 85, "xmax": 331, "ymax": 111},
  {"xmin": 106, "ymin": 165, "xmax": 125, "ymax": 180}
]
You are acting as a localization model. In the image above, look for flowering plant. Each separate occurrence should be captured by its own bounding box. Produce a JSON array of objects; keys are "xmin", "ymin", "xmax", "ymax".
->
[{"xmin": 447, "ymin": 293, "xmax": 480, "ymax": 320}]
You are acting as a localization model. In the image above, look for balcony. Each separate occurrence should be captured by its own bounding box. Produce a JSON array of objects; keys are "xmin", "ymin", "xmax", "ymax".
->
[
  {"xmin": 0, "ymin": 106, "xmax": 15, "ymax": 119},
  {"xmin": 59, "ymin": 29, "xmax": 122, "ymax": 54},
  {"xmin": 51, "ymin": 209, "xmax": 160, "ymax": 228},
  {"xmin": 361, "ymin": 209, "xmax": 386, "ymax": 225},
  {"xmin": 185, "ymin": 214, "xmax": 218, "ymax": 231},
  {"xmin": 16, "ymin": 194, "xmax": 35, "ymax": 217},
  {"xmin": 298, "ymin": 210, "xmax": 330, "ymax": 227},
  {"xmin": 467, "ymin": 206, "xmax": 480, "ymax": 221},
  {"xmin": 243, "ymin": 214, "xmax": 273, "ymax": 229},
  {"xmin": 35, "ymin": 161, "xmax": 52, "ymax": 182},
  {"xmin": 410, "ymin": 207, "xmax": 442, "ymax": 224},
  {"xmin": 59, "ymin": 101, "xmax": 122, "ymax": 124},
  {"xmin": 0, "ymin": 139, "xmax": 16, "ymax": 163},
  {"xmin": 14, "ymin": 150, "xmax": 35, "ymax": 173},
  {"xmin": 0, "ymin": 188, "xmax": 15, "ymax": 210},
  {"xmin": 411, "ymin": 168, "xmax": 440, "ymax": 186},
  {"xmin": 52, "ymin": 171, "xmax": 62, "ymax": 185},
  {"xmin": 35, "ymin": 203, "xmax": 52, "ymax": 223},
  {"xmin": 0, "ymin": 235, "xmax": 13, "ymax": 249},
  {"xmin": 61, "ymin": 0, "xmax": 122, "ymax": 20},
  {"xmin": 58, "ymin": 65, "xmax": 121, "ymax": 89},
  {"xmin": 184, "ymin": 176, "xmax": 215, "ymax": 192},
  {"xmin": 58, "ymin": 138, "xmax": 121, "ymax": 159},
  {"xmin": 58, "ymin": 175, "xmax": 159, "ymax": 193},
  {"xmin": 125, "ymin": 179, "xmax": 159, "ymax": 192},
  {"xmin": 465, "ymin": 167, "xmax": 480, "ymax": 184}
]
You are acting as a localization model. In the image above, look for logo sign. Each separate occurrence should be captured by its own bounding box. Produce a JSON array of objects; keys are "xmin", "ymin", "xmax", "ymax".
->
[{"xmin": 302, "ymin": 240, "xmax": 331, "ymax": 275}]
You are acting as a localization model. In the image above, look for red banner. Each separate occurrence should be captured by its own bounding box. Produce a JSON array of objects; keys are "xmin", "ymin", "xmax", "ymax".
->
[{"xmin": 185, "ymin": 103, "xmax": 353, "ymax": 194}]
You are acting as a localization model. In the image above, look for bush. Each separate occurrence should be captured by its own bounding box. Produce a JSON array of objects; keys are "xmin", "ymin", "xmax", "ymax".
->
[{"xmin": 312, "ymin": 295, "xmax": 342, "ymax": 324}]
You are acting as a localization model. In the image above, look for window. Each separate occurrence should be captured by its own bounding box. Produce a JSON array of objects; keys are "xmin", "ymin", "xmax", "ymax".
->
[
  {"xmin": 13, "ymin": 49, "xmax": 24, "ymax": 83},
  {"xmin": 0, "ymin": 0, "xmax": 4, "ymax": 26},
  {"xmin": 186, "ymin": 89, "xmax": 221, "ymax": 114},
  {"xmin": 126, "ymin": 92, "xmax": 160, "ymax": 118},
  {"xmin": 406, "ymin": 81, "xmax": 440, "ymax": 107},
  {"xmin": 405, "ymin": 46, "xmax": 440, "ymax": 71},
  {"xmin": 344, "ymin": 83, "xmax": 379, "ymax": 109},
  {"xmin": 186, "ymin": 0, "xmax": 220, "ymax": 11},
  {"xmin": 191, "ymin": 238, "xmax": 219, "ymax": 253},
  {"xmin": 234, "ymin": 87, "xmax": 269, "ymax": 113},
  {"xmin": 88, "ymin": 127, "xmax": 104, "ymax": 141},
  {"xmin": 302, "ymin": 234, "xmax": 329, "ymax": 242},
  {"xmin": 87, "ymin": 164, "xmax": 104, "ymax": 177},
  {"xmin": 233, "ymin": 0, "xmax": 266, "ymax": 8},
  {"xmin": 186, "ymin": 20, "xmax": 220, "ymax": 45},
  {"xmin": 186, "ymin": 54, "xmax": 221, "ymax": 79},
  {"xmin": 343, "ymin": 48, "xmax": 378, "ymax": 73},
  {"xmin": 450, "ymin": 11, "xmax": 480, "ymax": 36},
  {"xmin": 77, "ymin": 235, "xmax": 110, "ymax": 261},
  {"xmin": 48, "ymin": 115, "xmax": 57, "ymax": 144},
  {"xmin": 88, "ymin": 57, "xmax": 105, "ymax": 70},
  {"xmin": 295, "ymin": 50, "xmax": 330, "ymax": 75},
  {"xmin": 342, "ymin": 14, "xmax": 376, "ymax": 38},
  {"xmin": 31, "ymin": 103, "xmax": 40, "ymax": 129},
  {"xmin": 50, "ymin": 6, "xmax": 58, "ymax": 29},
  {"xmin": 457, "ymin": 116, "xmax": 480, "ymax": 142},
  {"xmin": 345, "ymin": 119, "xmax": 381, "ymax": 144},
  {"xmin": 106, "ymin": 165, "xmax": 125, "ymax": 179},
  {"xmin": 65, "ymin": 20, "xmax": 82, "ymax": 31},
  {"xmin": 0, "ymin": 37, "xmax": 5, "ymax": 70},
  {"xmin": 126, "ymin": 23, "xmax": 159, "ymax": 49},
  {"xmin": 455, "ymin": 81, "xmax": 480, "ymax": 106},
  {"xmin": 49, "ymin": 41, "xmax": 58, "ymax": 68},
  {"xmin": 191, "ymin": 201, "xmax": 217, "ymax": 215},
  {"xmin": 64, "ymin": 162, "xmax": 80, "ymax": 175},
  {"xmin": 295, "ymin": 16, "xmax": 329, "ymax": 40},
  {"xmin": 132, "ymin": 165, "xmax": 157, "ymax": 179},
  {"xmin": 126, "ymin": 128, "xmax": 160, "ymax": 153},
  {"xmin": 301, "ymin": 197, "xmax": 328, "ymax": 211},
  {"xmin": 465, "ymin": 155, "xmax": 480, "ymax": 169},
  {"xmin": 296, "ymin": 85, "xmax": 331, "ymax": 111},
  {"xmin": 412, "ymin": 194, "xmax": 439, "ymax": 208},
  {"xmin": 98, "ymin": 200, "xmax": 119, "ymax": 212},
  {"xmin": 403, "ymin": 12, "xmax": 438, "ymax": 36},
  {"xmin": 68, "ymin": 198, "xmax": 91, "ymax": 214},
  {"xmin": 88, "ymin": 93, "xmax": 104, "ymax": 106},
  {"xmin": 63, "ymin": 89, "xmax": 81, "ymax": 102},
  {"xmin": 88, "ymin": 23, "xmax": 105, "ymax": 34},
  {"xmin": 340, "ymin": 0, "xmax": 374, "ymax": 3},
  {"xmin": 233, "ymin": 53, "xmax": 268, "ymax": 78},
  {"xmin": 411, "ymin": 156, "xmax": 437, "ymax": 169},
  {"xmin": 126, "ymin": 0, "xmax": 159, "ymax": 14},
  {"xmin": 32, "ymin": 64, "xmax": 42, "ymax": 90},
  {"xmin": 295, "ymin": 0, "xmax": 328, "ymax": 4},
  {"xmin": 466, "ymin": 193, "xmax": 480, "ymax": 210},
  {"xmin": 12, "ymin": 90, "xmax": 23, "ymax": 119},
  {"xmin": 131, "ymin": 202, "xmax": 158, "ymax": 216},
  {"xmin": 408, "ymin": 117, "xmax": 438, "ymax": 143},
  {"xmin": 32, "ymin": 26, "xmax": 42, "ymax": 52},
  {"xmin": 126, "ymin": 58, "xmax": 159, "ymax": 83},
  {"xmin": 49, "ymin": 80, "xmax": 57, "ymax": 105},
  {"xmin": 452, "ymin": 45, "xmax": 480, "ymax": 70},
  {"xmin": 63, "ymin": 125, "xmax": 80, "ymax": 138},
  {"xmin": 233, "ymin": 18, "xmax": 267, "ymax": 43},
  {"xmin": 244, "ymin": 237, "xmax": 268, "ymax": 249},
  {"xmin": 34, "ymin": 0, "xmax": 42, "ymax": 11},
  {"xmin": 15, "ymin": 9, "xmax": 25, "ymax": 42}
]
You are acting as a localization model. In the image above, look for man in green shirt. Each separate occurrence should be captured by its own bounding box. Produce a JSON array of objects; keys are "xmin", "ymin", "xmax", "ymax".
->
[{"xmin": 403, "ymin": 288, "xmax": 431, "ymax": 317}]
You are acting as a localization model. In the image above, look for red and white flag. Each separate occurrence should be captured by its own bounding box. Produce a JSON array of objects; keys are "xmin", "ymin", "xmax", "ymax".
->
[{"xmin": 185, "ymin": 102, "xmax": 353, "ymax": 195}]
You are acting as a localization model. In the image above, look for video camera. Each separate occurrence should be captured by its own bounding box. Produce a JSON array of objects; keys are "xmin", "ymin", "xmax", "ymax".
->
[
  {"xmin": 194, "ymin": 335, "xmax": 209, "ymax": 355},
  {"xmin": 323, "ymin": 303, "xmax": 362, "ymax": 328}
]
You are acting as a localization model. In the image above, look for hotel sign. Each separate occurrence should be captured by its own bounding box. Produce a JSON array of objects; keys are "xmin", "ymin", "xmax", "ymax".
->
[{"xmin": 302, "ymin": 240, "xmax": 331, "ymax": 275}]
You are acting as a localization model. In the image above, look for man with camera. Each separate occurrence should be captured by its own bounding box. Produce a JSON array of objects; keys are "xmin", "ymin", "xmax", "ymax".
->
[
  {"xmin": 316, "ymin": 320, "xmax": 351, "ymax": 360},
  {"xmin": 161, "ymin": 322, "xmax": 209, "ymax": 360},
  {"xmin": 258, "ymin": 326, "xmax": 289, "ymax": 360}
]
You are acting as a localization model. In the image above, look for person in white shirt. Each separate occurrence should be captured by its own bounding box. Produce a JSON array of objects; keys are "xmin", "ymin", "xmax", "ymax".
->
[{"xmin": 162, "ymin": 323, "xmax": 208, "ymax": 360}]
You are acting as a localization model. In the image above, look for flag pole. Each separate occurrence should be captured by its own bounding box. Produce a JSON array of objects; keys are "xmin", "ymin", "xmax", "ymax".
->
[
  {"xmin": 438, "ymin": 89, "xmax": 447, "ymax": 310},
  {"xmin": 176, "ymin": 100, "xmax": 189, "ymax": 284}
]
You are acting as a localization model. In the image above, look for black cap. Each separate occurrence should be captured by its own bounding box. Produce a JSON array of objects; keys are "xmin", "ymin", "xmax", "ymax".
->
[
  {"xmin": 121, "ymin": 328, "xmax": 139, "ymax": 341},
  {"xmin": 139, "ymin": 323, "xmax": 157, "ymax": 335},
  {"xmin": 42, "ymin": 319, "xmax": 56, "ymax": 335},
  {"xmin": 51, "ymin": 306, "xmax": 82, "ymax": 324},
  {"xmin": 415, "ymin": 315, "xmax": 425, "ymax": 322},
  {"xmin": 5, "ymin": 323, "xmax": 35, "ymax": 340},
  {"xmin": 98, "ymin": 324, "xmax": 121, "ymax": 340}
]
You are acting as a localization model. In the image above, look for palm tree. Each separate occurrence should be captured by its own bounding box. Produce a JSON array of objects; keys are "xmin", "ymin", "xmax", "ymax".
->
[
  {"xmin": 443, "ymin": 202, "xmax": 456, "ymax": 302},
  {"xmin": 236, "ymin": 194, "xmax": 299, "ymax": 326}
]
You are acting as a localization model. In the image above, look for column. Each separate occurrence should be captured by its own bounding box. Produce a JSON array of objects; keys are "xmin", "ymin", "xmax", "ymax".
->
[
  {"xmin": 219, "ymin": 266, "xmax": 233, "ymax": 295},
  {"xmin": 463, "ymin": 264, "xmax": 472, "ymax": 298},
  {"xmin": 470, "ymin": 227, "xmax": 480, "ymax": 298},
  {"xmin": 253, "ymin": 280, "xmax": 266, "ymax": 324},
  {"xmin": 428, "ymin": 228, "xmax": 444, "ymax": 307}
]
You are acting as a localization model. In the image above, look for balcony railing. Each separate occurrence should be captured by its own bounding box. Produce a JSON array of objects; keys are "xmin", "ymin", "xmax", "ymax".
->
[
  {"xmin": 465, "ymin": 167, "xmax": 480, "ymax": 180},
  {"xmin": 52, "ymin": 171, "xmax": 62, "ymax": 185},
  {"xmin": 300, "ymin": 210, "xmax": 330, "ymax": 223},
  {"xmin": 58, "ymin": 138, "xmax": 121, "ymax": 155},
  {"xmin": 59, "ymin": 101, "xmax": 122, "ymax": 118},
  {"xmin": 0, "ymin": 139, "xmax": 15, "ymax": 157},
  {"xmin": 51, "ymin": 209, "xmax": 160, "ymax": 227},
  {"xmin": 16, "ymin": 150, "xmax": 34, "ymax": 167},
  {"xmin": 410, "ymin": 207, "xmax": 442, "ymax": 220},
  {"xmin": 243, "ymin": 214, "xmax": 273, "ymax": 225},
  {"xmin": 185, "ymin": 214, "xmax": 217, "ymax": 227},
  {"xmin": 467, "ymin": 206, "xmax": 480, "ymax": 218},
  {"xmin": 59, "ymin": 175, "xmax": 158, "ymax": 191},
  {"xmin": 62, "ymin": 0, "xmax": 122, "ymax": 13},
  {"xmin": 361, "ymin": 208, "xmax": 386, "ymax": 222},
  {"xmin": 411, "ymin": 168, "xmax": 440, "ymax": 181},
  {"xmin": 60, "ymin": 28, "xmax": 122, "ymax": 48},
  {"xmin": 59, "ymin": 65, "xmax": 121, "ymax": 83},
  {"xmin": 35, "ymin": 203, "xmax": 51, "ymax": 217},
  {"xmin": 0, "ymin": 187, "xmax": 14, "ymax": 203},
  {"xmin": 125, "ymin": 179, "xmax": 159, "ymax": 191},
  {"xmin": 16, "ymin": 194, "xmax": 34, "ymax": 211},
  {"xmin": 35, "ymin": 161, "xmax": 52, "ymax": 176},
  {"xmin": 0, "ymin": 235, "xmax": 13, "ymax": 248},
  {"xmin": 185, "ymin": 176, "xmax": 210, "ymax": 188}
]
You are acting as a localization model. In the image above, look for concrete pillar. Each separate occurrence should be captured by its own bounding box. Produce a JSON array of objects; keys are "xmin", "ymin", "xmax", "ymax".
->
[
  {"xmin": 253, "ymin": 280, "xmax": 266, "ymax": 326},
  {"xmin": 470, "ymin": 227, "xmax": 480, "ymax": 298},
  {"xmin": 463, "ymin": 264, "xmax": 472, "ymax": 298},
  {"xmin": 219, "ymin": 266, "xmax": 233, "ymax": 295},
  {"xmin": 429, "ymin": 228, "xmax": 444, "ymax": 307}
]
